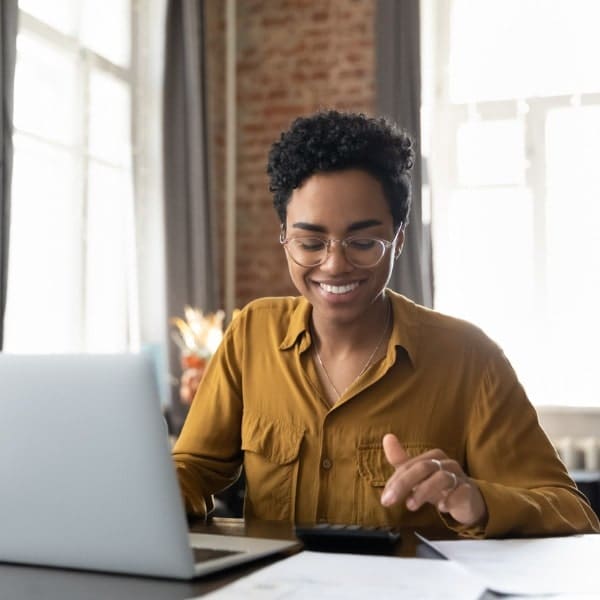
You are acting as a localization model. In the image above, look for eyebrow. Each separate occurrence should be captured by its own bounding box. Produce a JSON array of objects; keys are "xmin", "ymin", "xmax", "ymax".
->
[{"xmin": 291, "ymin": 219, "xmax": 384, "ymax": 233}]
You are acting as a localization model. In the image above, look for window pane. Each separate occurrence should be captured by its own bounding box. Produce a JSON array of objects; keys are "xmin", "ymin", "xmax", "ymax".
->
[
  {"xmin": 457, "ymin": 119, "xmax": 526, "ymax": 187},
  {"xmin": 431, "ymin": 0, "xmax": 600, "ymax": 408},
  {"xmin": 19, "ymin": 0, "xmax": 130, "ymax": 67},
  {"xmin": 81, "ymin": 0, "xmax": 131, "ymax": 66},
  {"xmin": 13, "ymin": 32, "xmax": 79, "ymax": 146},
  {"xmin": 18, "ymin": 0, "xmax": 79, "ymax": 36},
  {"xmin": 4, "ymin": 135, "xmax": 83, "ymax": 352},
  {"xmin": 84, "ymin": 161, "xmax": 135, "ymax": 352},
  {"xmin": 434, "ymin": 188, "xmax": 535, "ymax": 366},
  {"xmin": 450, "ymin": 0, "xmax": 600, "ymax": 102},
  {"xmin": 89, "ymin": 69, "xmax": 132, "ymax": 166},
  {"xmin": 544, "ymin": 106, "xmax": 600, "ymax": 406},
  {"xmin": 11, "ymin": 0, "xmax": 138, "ymax": 356}
]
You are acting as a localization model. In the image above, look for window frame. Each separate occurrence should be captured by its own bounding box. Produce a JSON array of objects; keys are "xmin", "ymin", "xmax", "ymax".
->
[
  {"xmin": 424, "ymin": 0, "xmax": 600, "ymax": 408},
  {"xmin": 8, "ymin": 2, "xmax": 139, "ymax": 352}
]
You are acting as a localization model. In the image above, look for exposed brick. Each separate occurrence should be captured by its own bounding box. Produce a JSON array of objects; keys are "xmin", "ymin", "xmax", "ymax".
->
[{"xmin": 206, "ymin": 0, "xmax": 376, "ymax": 309}]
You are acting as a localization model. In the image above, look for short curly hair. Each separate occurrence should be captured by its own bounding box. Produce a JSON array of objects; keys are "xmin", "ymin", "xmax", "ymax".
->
[{"xmin": 267, "ymin": 110, "xmax": 414, "ymax": 231}]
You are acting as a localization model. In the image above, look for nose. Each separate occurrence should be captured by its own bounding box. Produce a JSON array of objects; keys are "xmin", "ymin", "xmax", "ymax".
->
[{"xmin": 319, "ymin": 240, "xmax": 353, "ymax": 273}]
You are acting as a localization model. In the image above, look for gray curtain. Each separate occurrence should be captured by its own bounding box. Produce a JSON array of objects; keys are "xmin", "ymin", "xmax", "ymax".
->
[
  {"xmin": 163, "ymin": 0, "xmax": 217, "ymax": 428},
  {"xmin": 376, "ymin": 0, "xmax": 434, "ymax": 308},
  {"xmin": 0, "ymin": 0, "xmax": 18, "ymax": 350}
]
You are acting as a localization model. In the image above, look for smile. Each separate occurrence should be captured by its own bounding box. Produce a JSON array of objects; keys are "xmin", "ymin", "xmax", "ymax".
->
[{"xmin": 318, "ymin": 282, "xmax": 360, "ymax": 295}]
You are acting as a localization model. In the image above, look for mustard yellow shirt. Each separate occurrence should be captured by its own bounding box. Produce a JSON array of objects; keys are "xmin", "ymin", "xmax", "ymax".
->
[{"xmin": 172, "ymin": 291, "xmax": 599, "ymax": 537}]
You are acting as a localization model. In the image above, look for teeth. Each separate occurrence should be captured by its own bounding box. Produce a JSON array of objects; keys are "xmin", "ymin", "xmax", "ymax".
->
[{"xmin": 319, "ymin": 282, "xmax": 359, "ymax": 295}]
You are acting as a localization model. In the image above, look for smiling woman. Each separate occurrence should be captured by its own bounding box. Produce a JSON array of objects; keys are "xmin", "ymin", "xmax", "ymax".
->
[
  {"xmin": 281, "ymin": 169, "xmax": 400, "ymax": 333},
  {"xmin": 172, "ymin": 110, "xmax": 599, "ymax": 538}
]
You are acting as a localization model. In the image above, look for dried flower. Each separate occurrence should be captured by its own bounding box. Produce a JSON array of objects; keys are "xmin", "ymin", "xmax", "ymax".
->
[
  {"xmin": 170, "ymin": 306, "xmax": 226, "ymax": 362},
  {"xmin": 170, "ymin": 306, "xmax": 240, "ymax": 405}
]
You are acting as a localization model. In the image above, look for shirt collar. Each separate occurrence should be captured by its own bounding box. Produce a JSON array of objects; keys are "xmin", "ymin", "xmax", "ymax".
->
[
  {"xmin": 279, "ymin": 297, "xmax": 312, "ymax": 352},
  {"xmin": 387, "ymin": 289, "xmax": 419, "ymax": 367},
  {"xmin": 278, "ymin": 290, "xmax": 420, "ymax": 365}
]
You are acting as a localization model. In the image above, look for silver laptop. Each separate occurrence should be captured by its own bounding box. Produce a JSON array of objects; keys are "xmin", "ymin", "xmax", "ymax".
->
[{"xmin": 0, "ymin": 352, "xmax": 297, "ymax": 579}]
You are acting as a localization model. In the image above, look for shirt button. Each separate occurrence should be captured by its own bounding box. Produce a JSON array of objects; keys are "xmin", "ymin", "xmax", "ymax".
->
[{"xmin": 322, "ymin": 458, "xmax": 332, "ymax": 470}]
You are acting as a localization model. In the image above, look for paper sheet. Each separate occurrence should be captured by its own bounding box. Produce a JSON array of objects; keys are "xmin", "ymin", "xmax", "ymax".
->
[
  {"xmin": 196, "ymin": 550, "xmax": 486, "ymax": 600},
  {"xmin": 418, "ymin": 533, "xmax": 600, "ymax": 596}
]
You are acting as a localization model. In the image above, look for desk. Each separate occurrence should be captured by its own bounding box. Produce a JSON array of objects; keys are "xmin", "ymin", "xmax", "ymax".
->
[{"xmin": 0, "ymin": 518, "xmax": 448, "ymax": 599}]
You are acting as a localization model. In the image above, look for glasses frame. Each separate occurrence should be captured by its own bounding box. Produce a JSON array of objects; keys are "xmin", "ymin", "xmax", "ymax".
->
[{"xmin": 279, "ymin": 226, "xmax": 402, "ymax": 269}]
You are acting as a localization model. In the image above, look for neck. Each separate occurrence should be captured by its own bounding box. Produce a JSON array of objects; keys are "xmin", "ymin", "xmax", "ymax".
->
[
  {"xmin": 311, "ymin": 294, "xmax": 390, "ymax": 354},
  {"xmin": 310, "ymin": 296, "xmax": 392, "ymax": 400}
]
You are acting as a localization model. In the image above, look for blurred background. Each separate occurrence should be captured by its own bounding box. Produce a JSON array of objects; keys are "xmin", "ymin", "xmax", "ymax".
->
[{"xmin": 1, "ymin": 0, "xmax": 599, "ymax": 442}]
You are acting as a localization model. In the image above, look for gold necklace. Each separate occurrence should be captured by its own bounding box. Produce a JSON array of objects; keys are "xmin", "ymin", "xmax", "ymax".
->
[{"xmin": 311, "ymin": 300, "xmax": 391, "ymax": 399}]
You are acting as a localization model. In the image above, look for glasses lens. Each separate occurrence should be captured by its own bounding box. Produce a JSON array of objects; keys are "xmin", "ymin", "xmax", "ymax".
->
[
  {"xmin": 287, "ymin": 238, "xmax": 327, "ymax": 266},
  {"xmin": 285, "ymin": 237, "xmax": 388, "ymax": 267},
  {"xmin": 344, "ymin": 238, "xmax": 386, "ymax": 267}
]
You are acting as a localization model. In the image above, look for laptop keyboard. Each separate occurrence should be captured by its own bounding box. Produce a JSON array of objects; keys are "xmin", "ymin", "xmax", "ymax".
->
[{"xmin": 192, "ymin": 547, "xmax": 243, "ymax": 563}]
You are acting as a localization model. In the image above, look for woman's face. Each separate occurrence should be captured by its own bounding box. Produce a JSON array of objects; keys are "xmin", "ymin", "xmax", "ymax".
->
[{"xmin": 283, "ymin": 169, "xmax": 404, "ymax": 325}]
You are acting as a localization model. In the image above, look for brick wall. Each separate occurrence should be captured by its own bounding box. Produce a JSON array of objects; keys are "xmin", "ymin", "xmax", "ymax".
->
[{"xmin": 206, "ymin": 0, "xmax": 376, "ymax": 310}]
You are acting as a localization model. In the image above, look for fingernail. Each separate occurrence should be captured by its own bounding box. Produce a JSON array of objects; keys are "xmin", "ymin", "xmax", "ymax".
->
[
  {"xmin": 406, "ymin": 497, "xmax": 417, "ymax": 510},
  {"xmin": 381, "ymin": 490, "xmax": 394, "ymax": 506}
]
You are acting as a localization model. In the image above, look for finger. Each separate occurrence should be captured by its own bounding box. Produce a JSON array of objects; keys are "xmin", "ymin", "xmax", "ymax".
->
[
  {"xmin": 438, "ymin": 482, "xmax": 468, "ymax": 516},
  {"xmin": 381, "ymin": 455, "xmax": 446, "ymax": 507},
  {"xmin": 409, "ymin": 469, "xmax": 461, "ymax": 511},
  {"xmin": 406, "ymin": 459, "xmax": 464, "ymax": 508},
  {"xmin": 437, "ymin": 479, "xmax": 488, "ymax": 528},
  {"xmin": 380, "ymin": 448, "xmax": 449, "ymax": 507},
  {"xmin": 382, "ymin": 433, "xmax": 409, "ymax": 468},
  {"xmin": 390, "ymin": 448, "xmax": 448, "ymax": 473}
]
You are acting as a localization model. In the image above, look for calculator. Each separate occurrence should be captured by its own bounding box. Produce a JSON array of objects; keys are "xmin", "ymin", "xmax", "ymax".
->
[{"xmin": 294, "ymin": 523, "xmax": 402, "ymax": 555}]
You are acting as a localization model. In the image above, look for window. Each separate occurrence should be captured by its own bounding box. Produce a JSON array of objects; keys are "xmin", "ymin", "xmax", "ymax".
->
[
  {"xmin": 423, "ymin": 0, "xmax": 600, "ymax": 407},
  {"xmin": 5, "ymin": 0, "xmax": 165, "ymax": 354}
]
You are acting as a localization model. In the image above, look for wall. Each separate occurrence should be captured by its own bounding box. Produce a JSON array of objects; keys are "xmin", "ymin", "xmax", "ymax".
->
[{"xmin": 206, "ymin": 0, "xmax": 377, "ymax": 309}]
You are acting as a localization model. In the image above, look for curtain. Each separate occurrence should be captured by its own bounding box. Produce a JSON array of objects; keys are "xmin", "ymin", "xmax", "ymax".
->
[
  {"xmin": 163, "ymin": 0, "xmax": 217, "ymax": 428},
  {"xmin": 376, "ymin": 0, "xmax": 434, "ymax": 308},
  {"xmin": 0, "ymin": 0, "xmax": 18, "ymax": 350}
]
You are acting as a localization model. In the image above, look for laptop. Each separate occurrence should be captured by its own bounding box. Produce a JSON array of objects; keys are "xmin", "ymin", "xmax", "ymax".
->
[{"xmin": 0, "ymin": 353, "xmax": 297, "ymax": 579}]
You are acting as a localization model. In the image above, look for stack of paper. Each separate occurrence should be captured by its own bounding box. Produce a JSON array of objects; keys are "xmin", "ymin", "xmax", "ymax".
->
[
  {"xmin": 193, "ymin": 534, "xmax": 600, "ymax": 599},
  {"xmin": 419, "ymin": 534, "xmax": 600, "ymax": 597},
  {"xmin": 199, "ymin": 550, "xmax": 487, "ymax": 600}
]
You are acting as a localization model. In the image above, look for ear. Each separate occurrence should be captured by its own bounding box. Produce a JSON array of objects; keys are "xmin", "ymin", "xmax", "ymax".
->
[{"xmin": 394, "ymin": 229, "xmax": 405, "ymax": 261}]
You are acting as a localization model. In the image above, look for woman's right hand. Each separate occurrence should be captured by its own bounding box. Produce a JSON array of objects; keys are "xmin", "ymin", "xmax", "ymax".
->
[{"xmin": 380, "ymin": 433, "xmax": 488, "ymax": 528}]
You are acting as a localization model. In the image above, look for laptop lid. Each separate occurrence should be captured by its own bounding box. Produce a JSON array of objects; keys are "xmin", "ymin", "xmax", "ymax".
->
[{"xmin": 0, "ymin": 353, "xmax": 295, "ymax": 579}]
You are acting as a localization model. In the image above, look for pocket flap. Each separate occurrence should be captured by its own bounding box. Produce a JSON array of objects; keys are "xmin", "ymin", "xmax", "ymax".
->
[
  {"xmin": 242, "ymin": 413, "xmax": 304, "ymax": 465},
  {"xmin": 357, "ymin": 443, "xmax": 436, "ymax": 487}
]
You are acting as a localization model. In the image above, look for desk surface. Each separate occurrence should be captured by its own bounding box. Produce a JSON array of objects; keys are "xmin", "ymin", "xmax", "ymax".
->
[{"xmin": 0, "ymin": 519, "xmax": 447, "ymax": 600}]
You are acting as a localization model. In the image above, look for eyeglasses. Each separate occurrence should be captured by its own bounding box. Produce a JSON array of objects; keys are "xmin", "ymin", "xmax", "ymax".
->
[{"xmin": 280, "ymin": 228, "xmax": 401, "ymax": 268}]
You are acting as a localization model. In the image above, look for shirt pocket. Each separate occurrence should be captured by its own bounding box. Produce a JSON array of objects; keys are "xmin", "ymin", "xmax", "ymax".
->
[
  {"xmin": 355, "ymin": 443, "xmax": 442, "ymax": 528},
  {"xmin": 241, "ymin": 413, "xmax": 304, "ymax": 521}
]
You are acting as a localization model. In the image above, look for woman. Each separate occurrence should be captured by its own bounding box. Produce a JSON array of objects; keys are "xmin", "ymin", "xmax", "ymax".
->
[{"xmin": 173, "ymin": 110, "xmax": 599, "ymax": 537}]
